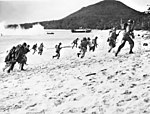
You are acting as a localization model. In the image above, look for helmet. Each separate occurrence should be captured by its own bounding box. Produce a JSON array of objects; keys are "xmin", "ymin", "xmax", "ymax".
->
[
  {"xmin": 87, "ymin": 37, "xmax": 91, "ymax": 40},
  {"xmin": 112, "ymin": 27, "xmax": 116, "ymax": 31},
  {"xmin": 23, "ymin": 42, "xmax": 27, "ymax": 46},
  {"xmin": 128, "ymin": 19, "xmax": 134, "ymax": 24},
  {"xmin": 12, "ymin": 46, "xmax": 16, "ymax": 49},
  {"xmin": 83, "ymin": 37, "xmax": 87, "ymax": 41}
]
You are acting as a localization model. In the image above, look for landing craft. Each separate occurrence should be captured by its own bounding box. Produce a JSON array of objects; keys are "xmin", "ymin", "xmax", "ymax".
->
[
  {"xmin": 71, "ymin": 28, "xmax": 91, "ymax": 33},
  {"xmin": 47, "ymin": 32, "xmax": 54, "ymax": 34}
]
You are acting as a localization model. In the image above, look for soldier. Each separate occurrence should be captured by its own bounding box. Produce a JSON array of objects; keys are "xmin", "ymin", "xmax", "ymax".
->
[
  {"xmin": 38, "ymin": 43, "xmax": 44, "ymax": 55},
  {"xmin": 15, "ymin": 42, "xmax": 30, "ymax": 71},
  {"xmin": 92, "ymin": 36, "xmax": 98, "ymax": 48},
  {"xmin": 107, "ymin": 27, "xmax": 120, "ymax": 52},
  {"xmin": 52, "ymin": 42, "xmax": 62, "ymax": 59},
  {"xmin": 32, "ymin": 43, "xmax": 37, "ymax": 54},
  {"xmin": 115, "ymin": 19, "xmax": 135, "ymax": 56},
  {"xmin": 77, "ymin": 37, "xmax": 89, "ymax": 58},
  {"xmin": 24, "ymin": 44, "xmax": 30, "ymax": 65},
  {"xmin": 3, "ymin": 46, "xmax": 16, "ymax": 73},
  {"xmin": 72, "ymin": 38, "xmax": 79, "ymax": 49},
  {"xmin": 86, "ymin": 37, "xmax": 92, "ymax": 51},
  {"xmin": 89, "ymin": 36, "xmax": 98, "ymax": 52}
]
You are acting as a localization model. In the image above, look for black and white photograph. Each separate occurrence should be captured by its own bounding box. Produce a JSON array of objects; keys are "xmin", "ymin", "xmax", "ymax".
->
[{"xmin": 0, "ymin": 0, "xmax": 150, "ymax": 113}]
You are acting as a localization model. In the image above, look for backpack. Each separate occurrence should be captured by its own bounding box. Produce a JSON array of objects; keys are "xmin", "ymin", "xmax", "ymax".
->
[
  {"xmin": 5, "ymin": 47, "xmax": 16, "ymax": 62},
  {"xmin": 5, "ymin": 53, "xmax": 11, "ymax": 62}
]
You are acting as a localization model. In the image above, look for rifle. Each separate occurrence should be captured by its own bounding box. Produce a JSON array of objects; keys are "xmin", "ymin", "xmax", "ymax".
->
[
  {"xmin": 46, "ymin": 46, "xmax": 72, "ymax": 50},
  {"xmin": 61, "ymin": 46, "xmax": 72, "ymax": 48}
]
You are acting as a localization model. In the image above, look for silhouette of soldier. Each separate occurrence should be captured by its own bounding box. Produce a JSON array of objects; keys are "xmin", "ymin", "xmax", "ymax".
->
[
  {"xmin": 115, "ymin": 19, "xmax": 135, "ymax": 56},
  {"xmin": 77, "ymin": 37, "xmax": 89, "ymax": 58},
  {"xmin": 3, "ymin": 46, "xmax": 16, "ymax": 73},
  {"xmin": 32, "ymin": 43, "xmax": 37, "ymax": 54},
  {"xmin": 52, "ymin": 42, "xmax": 62, "ymax": 59},
  {"xmin": 72, "ymin": 38, "xmax": 79, "ymax": 49},
  {"xmin": 107, "ymin": 27, "xmax": 120, "ymax": 52},
  {"xmin": 38, "ymin": 43, "xmax": 44, "ymax": 55}
]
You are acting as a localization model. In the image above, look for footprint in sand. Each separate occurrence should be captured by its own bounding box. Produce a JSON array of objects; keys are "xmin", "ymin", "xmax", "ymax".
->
[
  {"xmin": 116, "ymin": 100, "xmax": 125, "ymax": 106},
  {"xmin": 122, "ymin": 90, "xmax": 132, "ymax": 95},
  {"xmin": 130, "ymin": 84, "xmax": 137, "ymax": 88}
]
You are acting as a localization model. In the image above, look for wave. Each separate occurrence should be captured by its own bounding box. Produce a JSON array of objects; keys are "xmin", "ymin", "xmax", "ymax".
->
[{"xmin": 0, "ymin": 22, "xmax": 46, "ymax": 35}]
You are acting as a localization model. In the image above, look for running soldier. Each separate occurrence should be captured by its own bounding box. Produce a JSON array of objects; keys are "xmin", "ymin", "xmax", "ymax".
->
[
  {"xmin": 115, "ymin": 19, "xmax": 135, "ymax": 56},
  {"xmin": 3, "ymin": 46, "xmax": 16, "ymax": 73},
  {"xmin": 92, "ymin": 36, "xmax": 98, "ymax": 48},
  {"xmin": 107, "ymin": 27, "xmax": 120, "ymax": 52},
  {"xmin": 15, "ymin": 42, "xmax": 30, "ymax": 70},
  {"xmin": 52, "ymin": 42, "xmax": 62, "ymax": 59},
  {"xmin": 89, "ymin": 36, "xmax": 98, "ymax": 52},
  {"xmin": 87, "ymin": 37, "xmax": 93, "ymax": 51},
  {"xmin": 77, "ymin": 37, "xmax": 89, "ymax": 58},
  {"xmin": 38, "ymin": 43, "xmax": 44, "ymax": 55},
  {"xmin": 3, "ymin": 42, "xmax": 30, "ymax": 73},
  {"xmin": 72, "ymin": 38, "xmax": 79, "ymax": 49},
  {"xmin": 32, "ymin": 43, "xmax": 37, "ymax": 54}
]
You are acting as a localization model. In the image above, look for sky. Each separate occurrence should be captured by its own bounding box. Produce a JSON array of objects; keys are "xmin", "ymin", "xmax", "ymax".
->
[{"xmin": 0, "ymin": 0, "xmax": 149, "ymax": 24}]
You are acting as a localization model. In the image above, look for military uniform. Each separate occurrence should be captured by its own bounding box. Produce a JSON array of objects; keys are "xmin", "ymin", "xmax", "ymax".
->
[{"xmin": 115, "ymin": 20, "xmax": 135, "ymax": 56}]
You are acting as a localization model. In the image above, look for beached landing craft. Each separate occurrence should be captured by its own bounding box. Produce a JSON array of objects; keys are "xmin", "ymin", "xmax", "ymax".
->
[
  {"xmin": 47, "ymin": 32, "xmax": 54, "ymax": 34},
  {"xmin": 71, "ymin": 28, "xmax": 92, "ymax": 33}
]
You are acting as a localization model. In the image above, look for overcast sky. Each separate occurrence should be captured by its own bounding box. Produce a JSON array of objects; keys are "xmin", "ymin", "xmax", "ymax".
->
[{"xmin": 0, "ymin": 0, "xmax": 149, "ymax": 24}]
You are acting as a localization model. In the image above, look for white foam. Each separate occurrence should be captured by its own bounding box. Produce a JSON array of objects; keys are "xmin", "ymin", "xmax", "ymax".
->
[{"xmin": 0, "ymin": 22, "xmax": 46, "ymax": 35}]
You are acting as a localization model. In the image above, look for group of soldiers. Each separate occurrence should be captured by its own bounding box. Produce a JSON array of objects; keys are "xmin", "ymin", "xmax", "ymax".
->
[
  {"xmin": 76, "ymin": 36, "xmax": 98, "ymax": 58},
  {"xmin": 3, "ymin": 42, "xmax": 44, "ymax": 73},
  {"xmin": 71, "ymin": 19, "xmax": 135, "ymax": 59},
  {"xmin": 3, "ymin": 19, "xmax": 135, "ymax": 73},
  {"xmin": 3, "ymin": 42, "xmax": 30, "ymax": 73},
  {"xmin": 107, "ymin": 19, "xmax": 135, "ymax": 56},
  {"xmin": 32, "ymin": 43, "xmax": 44, "ymax": 55},
  {"xmin": 52, "ymin": 36, "xmax": 98, "ymax": 59}
]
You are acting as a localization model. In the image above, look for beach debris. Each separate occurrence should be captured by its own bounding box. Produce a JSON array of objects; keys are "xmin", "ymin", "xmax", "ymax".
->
[
  {"xmin": 126, "ymin": 98, "xmax": 132, "ymax": 101},
  {"xmin": 86, "ymin": 73, "xmax": 96, "ymax": 77},
  {"xmin": 101, "ymin": 69, "xmax": 107, "ymax": 71}
]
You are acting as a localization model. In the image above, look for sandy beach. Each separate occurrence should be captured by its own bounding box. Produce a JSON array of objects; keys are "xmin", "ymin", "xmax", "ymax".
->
[{"xmin": 0, "ymin": 30, "xmax": 150, "ymax": 114}]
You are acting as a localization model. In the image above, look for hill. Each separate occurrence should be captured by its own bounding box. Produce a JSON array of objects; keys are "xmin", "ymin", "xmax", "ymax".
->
[{"xmin": 7, "ymin": 0, "xmax": 150, "ymax": 30}]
